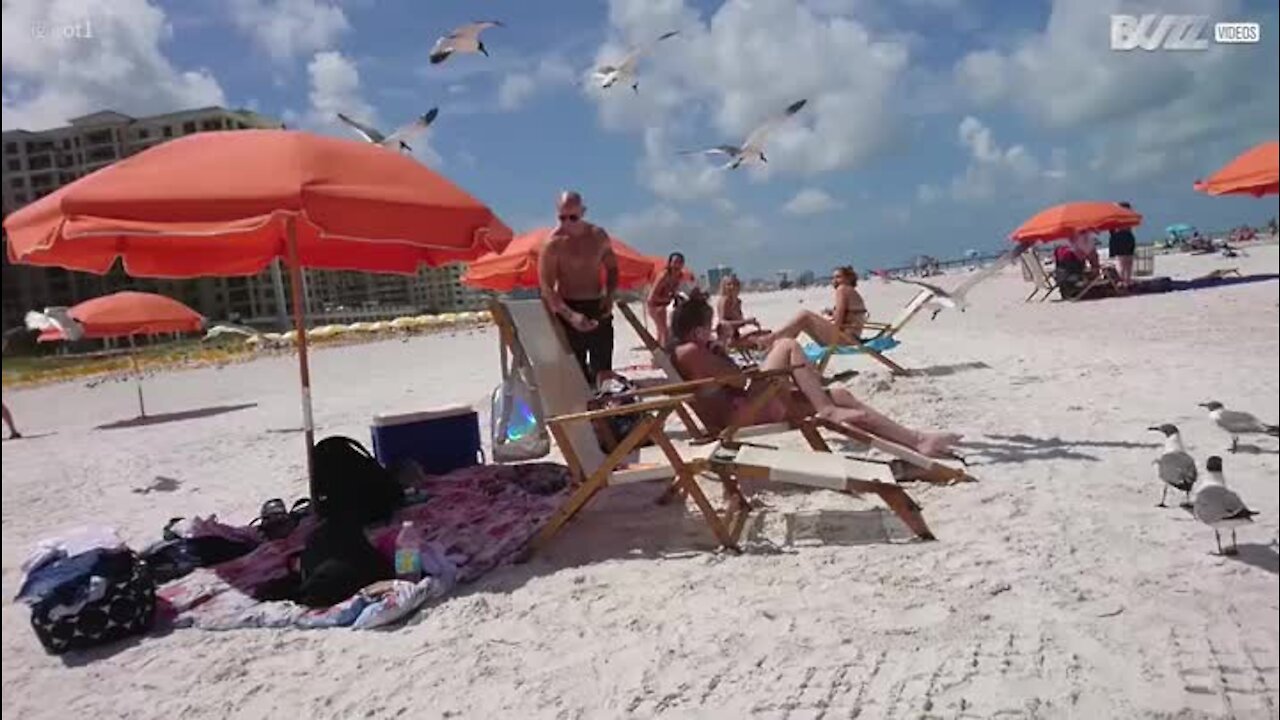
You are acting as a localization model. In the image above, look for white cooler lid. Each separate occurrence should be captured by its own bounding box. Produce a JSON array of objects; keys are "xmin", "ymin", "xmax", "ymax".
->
[{"xmin": 372, "ymin": 404, "xmax": 476, "ymax": 427}]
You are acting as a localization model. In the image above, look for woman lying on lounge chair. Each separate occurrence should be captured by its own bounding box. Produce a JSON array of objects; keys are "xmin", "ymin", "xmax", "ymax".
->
[
  {"xmin": 671, "ymin": 294, "xmax": 962, "ymax": 458},
  {"xmin": 753, "ymin": 265, "xmax": 868, "ymax": 349}
]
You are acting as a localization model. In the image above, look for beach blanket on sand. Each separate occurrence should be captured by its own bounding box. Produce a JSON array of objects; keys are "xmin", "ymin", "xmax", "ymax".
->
[{"xmin": 159, "ymin": 463, "xmax": 571, "ymax": 631}]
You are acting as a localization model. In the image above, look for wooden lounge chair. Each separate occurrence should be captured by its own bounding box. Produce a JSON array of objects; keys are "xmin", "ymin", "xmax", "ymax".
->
[
  {"xmin": 1020, "ymin": 252, "xmax": 1058, "ymax": 302},
  {"xmin": 616, "ymin": 301, "xmax": 972, "ymax": 485},
  {"xmin": 490, "ymin": 299, "xmax": 938, "ymax": 552}
]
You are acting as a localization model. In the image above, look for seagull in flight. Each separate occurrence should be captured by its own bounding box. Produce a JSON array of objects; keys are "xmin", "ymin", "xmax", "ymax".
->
[
  {"xmin": 1192, "ymin": 456, "xmax": 1259, "ymax": 555},
  {"xmin": 680, "ymin": 99, "xmax": 807, "ymax": 170},
  {"xmin": 592, "ymin": 31, "xmax": 679, "ymax": 93},
  {"xmin": 890, "ymin": 277, "xmax": 968, "ymax": 319},
  {"xmin": 1198, "ymin": 401, "xmax": 1280, "ymax": 453},
  {"xmin": 336, "ymin": 109, "xmax": 439, "ymax": 153},
  {"xmin": 430, "ymin": 21, "xmax": 504, "ymax": 65},
  {"xmin": 1148, "ymin": 424, "xmax": 1197, "ymax": 508}
]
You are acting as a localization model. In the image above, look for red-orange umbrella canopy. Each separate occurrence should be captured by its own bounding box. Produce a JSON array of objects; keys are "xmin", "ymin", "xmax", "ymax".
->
[
  {"xmin": 461, "ymin": 227, "xmax": 689, "ymax": 291},
  {"xmin": 3, "ymin": 129, "xmax": 512, "ymax": 484},
  {"xmin": 1010, "ymin": 201, "xmax": 1143, "ymax": 244},
  {"xmin": 4, "ymin": 129, "xmax": 513, "ymax": 276},
  {"xmin": 36, "ymin": 291, "xmax": 203, "ymax": 342},
  {"xmin": 68, "ymin": 291, "xmax": 204, "ymax": 338},
  {"xmin": 1194, "ymin": 141, "xmax": 1279, "ymax": 197}
]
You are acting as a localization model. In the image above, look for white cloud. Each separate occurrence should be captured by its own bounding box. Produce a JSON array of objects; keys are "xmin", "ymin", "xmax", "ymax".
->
[
  {"xmin": 1, "ymin": 0, "xmax": 226, "ymax": 131},
  {"xmin": 587, "ymin": 0, "xmax": 912, "ymax": 197},
  {"xmin": 305, "ymin": 51, "xmax": 442, "ymax": 166},
  {"xmin": 610, "ymin": 202, "xmax": 770, "ymax": 263},
  {"xmin": 497, "ymin": 56, "xmax": 576, "ymax": 111},
  {"xmin": 228, "ymin": 0, "xmax": 349, "ymax": 64},
  {"xmin": 783, "ymin": 188, "xmax": 843, "ymax": 215},
  {"xmin": 923, "ymin": 116, "xmax": 1065, "ymax": 203},
  {"xmin": 952, "ymin": 0, "xmax": 1278, "ymax": 184}
]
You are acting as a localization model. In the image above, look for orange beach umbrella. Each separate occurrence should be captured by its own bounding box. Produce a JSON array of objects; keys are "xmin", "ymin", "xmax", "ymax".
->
[
  {"xmin": 1194, "ymin": 141, "xmax": 1279, "ymax": 197},
  {"xmin": 35, "ymin": 291, "xmax": 205, "ymax": 417},
  {"xmin": 461, "ymin": 227, "xmax": 689, "ymax": 291},
  {"xmin": 4, "ymin": 130, "xmax": 513, "ymax": 482},
  {"xmin": 1010, "ymin": 201, "xmax": 1143, "ymax": 244}
]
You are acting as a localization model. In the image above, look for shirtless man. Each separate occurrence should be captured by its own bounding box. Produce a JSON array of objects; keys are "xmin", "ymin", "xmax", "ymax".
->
[{"xmin": 538, "ymin": 190, "xmax": 620, "ymax": 386}]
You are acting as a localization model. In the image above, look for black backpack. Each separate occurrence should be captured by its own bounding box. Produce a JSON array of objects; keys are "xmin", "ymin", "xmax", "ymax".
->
[{"xmin": 310, "ymin": 436, "xmax": 404, "ymax": 526}]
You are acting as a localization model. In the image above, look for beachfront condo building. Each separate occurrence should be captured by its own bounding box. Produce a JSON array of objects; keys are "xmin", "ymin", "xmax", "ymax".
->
[{"xmin": 1, "ymin": 106, "xmax": 489, "ymax": 334}]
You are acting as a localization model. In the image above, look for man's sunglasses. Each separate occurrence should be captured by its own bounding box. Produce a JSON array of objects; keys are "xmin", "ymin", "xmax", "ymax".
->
[{"xmin": 558, "ymin": 214, "xmax": 580, "ymax": 222}]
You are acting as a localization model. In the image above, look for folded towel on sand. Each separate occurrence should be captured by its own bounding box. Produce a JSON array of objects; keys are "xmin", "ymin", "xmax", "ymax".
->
[{"xmin": 803, "ymin": 336, "xmax": 901, "ymax": 363}]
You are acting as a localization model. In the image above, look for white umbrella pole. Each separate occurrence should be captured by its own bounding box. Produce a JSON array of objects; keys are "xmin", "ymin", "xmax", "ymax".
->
[
  {"xmin": 127, "ymin": 335, "xmax": 146, "ymax": 418},
  {"xmin": 285, "ymin": 217, "xmax": 316, "ymax": 487}
]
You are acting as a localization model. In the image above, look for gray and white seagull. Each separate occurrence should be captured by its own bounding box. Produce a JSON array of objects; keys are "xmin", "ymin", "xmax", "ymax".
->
[
  {"xmin": 889, "ymin": 277, "xmax": 968, "ymax": 320},
  {"xmin": 592, "ymin": 31, "xmax": 679, "ymax": 93},
  {"xmin": 1198, "ymin": 400, "xmax": 1280, "ymax": 453},
  {"xmin": 1148, "ymin": 423, "xmax": 1197, "ymax": 508},
  {"xmin": 429, "ymin": 21, "xmax": 504, "ymax": 65},
  {"xmin": 1192, "ymin": 455, "xmax": 1259, "ymax": 555},
  {"xmin": 336, "ymin": 109, "xmax": 439, "ymax": 153},
  {"xmin": 680, "ymin": 99, "xmax": 808, "ymax": 170}
]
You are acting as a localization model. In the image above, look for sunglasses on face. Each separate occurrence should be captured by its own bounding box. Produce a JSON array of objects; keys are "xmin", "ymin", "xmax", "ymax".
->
[{"xmin": 558, "ymin": 214, "xmax": 580, "ymax": 222}]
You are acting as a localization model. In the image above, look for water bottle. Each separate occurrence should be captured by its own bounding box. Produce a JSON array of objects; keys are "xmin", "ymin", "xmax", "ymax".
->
[{"xmin": 394, "ymin": 521, "xmax": 423, "ymax": 581}]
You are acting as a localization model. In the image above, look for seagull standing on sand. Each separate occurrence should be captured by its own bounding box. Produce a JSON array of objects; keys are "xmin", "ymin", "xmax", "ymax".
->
[
  {"xmin": 1192, "ymin": 456, "xmax": 1259, "ymax": 555},
  {"xmin": 1198, "ymin": 401, "xmax": 1280, "ymax": 453},
  {"xmin": 429, "ymin": 21, "xmax": 503, "ymax": 65},
  {"xmin": 592, "ymin": 31, "xmax": 679, "ymax": 93},
  {"xmin": 336, "ymin": 109, "xmax": 439, "ymax": 153},
  {"xmin": 1148, "ymin": 424, "xmax": 1197, "ymax": 508},
  {"xmin": 680, "ymin": 99, "xmax": 808, "ymax": 170}
]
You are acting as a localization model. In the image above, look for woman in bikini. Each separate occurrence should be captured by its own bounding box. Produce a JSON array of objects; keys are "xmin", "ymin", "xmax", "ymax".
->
[
  {"xmin": 714, "ymin": 274, "xmax": 765, "ymax": 346},
  {"xmin": 670, "ymin": 294, "xmax": 961, "ymax": 457},
  {"xmin": 646, "ymin": 252, "xmax": 686, "ymax": 348},
  {"xmin": 756, "ymin": 265, "xmax": 868, "ymax": 348}
]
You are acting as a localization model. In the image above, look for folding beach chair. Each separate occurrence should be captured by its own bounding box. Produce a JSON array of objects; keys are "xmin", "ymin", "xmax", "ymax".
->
[
  {"xmin": 616, "ymin": 301, "xmax": 972, "ymax": 485},
  {"xmin": 491, "ymin": 299, "xmax": 938, "ymax": 552},
  {"xmin": 1020, "ymin": 252, "xmax": 1058, "ymax": 302}
]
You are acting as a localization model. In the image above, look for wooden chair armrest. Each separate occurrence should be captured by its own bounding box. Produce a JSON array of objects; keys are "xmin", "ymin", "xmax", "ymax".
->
[{"xmin": 547, "ymin": 394, "xmax": 694, "ymax": 424}]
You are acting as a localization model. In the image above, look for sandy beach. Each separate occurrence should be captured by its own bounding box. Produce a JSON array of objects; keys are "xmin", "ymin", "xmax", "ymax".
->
[{"xmin": 3, "ymin": 247, "xmax": 1278, "ymax": 719}]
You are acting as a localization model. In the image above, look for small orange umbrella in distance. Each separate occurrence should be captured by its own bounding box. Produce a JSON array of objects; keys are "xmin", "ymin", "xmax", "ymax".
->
[
  {"xmin": 1194, "ymin": 141, "xmax": 1279, "ymax": 197},
  {"xmin": 1010, "ymin": 201, "xmax": 1143, "ymax": 244},
  {"xmin": 4, "ymin": 129, "xmax": 513, "ymax": 483},
  {"xmin": 44, "ymin": 291, "xmax": 205, "ymax": 417}
]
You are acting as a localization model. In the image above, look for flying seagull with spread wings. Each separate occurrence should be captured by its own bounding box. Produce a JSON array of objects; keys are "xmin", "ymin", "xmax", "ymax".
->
[
  {"xmin": 336, "ymin": 109, "xmax": 439, "ymax": 153},
  {"xmin": 680, "ymin": 99, "xmax": 807, "ymax": 170},
  {"xmin": 430, "ymin": 21, "xmax": 504, "ymax": 65},
  {"xmin": 592, "ymin": 31, "xmax": 679, "ymax": 93}
]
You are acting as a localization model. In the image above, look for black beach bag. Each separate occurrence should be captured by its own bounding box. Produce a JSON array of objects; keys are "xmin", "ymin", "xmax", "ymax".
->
[
  {"xmin": 27, "ymin": 549, "xmax": 156, "ymax": 655},
  {"xmin": 311, "ymin": 436, "xmax": 404, "ymax": 526}
]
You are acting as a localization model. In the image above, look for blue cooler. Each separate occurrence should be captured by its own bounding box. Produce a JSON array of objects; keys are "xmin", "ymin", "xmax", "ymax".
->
[{"xmin": 371, "ymin": 405, "xmax": 482, "ymax": 476}]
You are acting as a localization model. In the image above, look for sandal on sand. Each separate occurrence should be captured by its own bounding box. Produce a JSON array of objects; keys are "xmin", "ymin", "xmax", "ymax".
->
[{"xmin": 251, "ymin": 498, "xmax": 297, "ymax": 540}]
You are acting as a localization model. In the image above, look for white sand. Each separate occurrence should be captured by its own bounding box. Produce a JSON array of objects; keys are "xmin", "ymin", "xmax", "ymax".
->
[{"xmin": 4, "ymin": 247, "xmax": 1279, "ymax": 719}]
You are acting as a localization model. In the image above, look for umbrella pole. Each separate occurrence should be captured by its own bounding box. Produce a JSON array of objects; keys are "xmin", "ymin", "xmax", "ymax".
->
[
  {"xmin": 128, "ymin": 335, "xmax": 146, "ymax": 418},
  {"xmin": 285, "ymin": 217, "xmax": 316, "ymax": 488}
]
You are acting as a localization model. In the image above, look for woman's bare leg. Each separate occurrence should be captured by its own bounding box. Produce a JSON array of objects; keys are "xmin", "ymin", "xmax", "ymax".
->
[
  {"xmin": 2, "ymin": 402, "xmax": 19, "ymax": 439},
  {"xmin": 1118, "ymin": 256, "xmax": 1134, "ymax": 286},
  {"xmin": 763, "ymin": 310, "xmax": 845, "ymax": 347},
  {"xmin": 649, "ymin": 305, "xmax": 669, "ymax": 347},
  {"xmin": 823, "ymin": 388, "xmax": 961, "ymax": 457},
  {"xmin": 760, "ymin": 339, "xmax": 835, "ymax": 410}
]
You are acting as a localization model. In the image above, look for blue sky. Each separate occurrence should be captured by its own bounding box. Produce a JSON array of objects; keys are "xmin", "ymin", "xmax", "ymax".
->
[{"xmin": 3, "ymin": 0, "xmax": 1277, "ymax": 278}]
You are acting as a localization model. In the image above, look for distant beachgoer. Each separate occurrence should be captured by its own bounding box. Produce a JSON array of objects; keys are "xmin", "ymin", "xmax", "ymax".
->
[
  {"xmin": 646, "ymin": 252, "xmax": 686, "ymax": 348},
  {"xmin": 670, "ymin": 294, "xmax": 961, "ymax": 456},
  {"xmin": 757, "ymin": 266, "xmax": 867, "ymax": 348},
  {"xmin": 537, "ymin": 190, "xmax": 619, "ymax": 386},
  {"xmin": 2, "ymin": 402, "xmax": 18, "ymax": 440},
  {"xmin": 1108, "ymin": 202, "xmax": 1137, "ymax": 287},
  {"xmin": 714, "ymin": 274, "xmax": 760, "ymax": 342},
  {"xmin": 1069, "ymin": 231, "xmax": 1102, "ymax": 274}
]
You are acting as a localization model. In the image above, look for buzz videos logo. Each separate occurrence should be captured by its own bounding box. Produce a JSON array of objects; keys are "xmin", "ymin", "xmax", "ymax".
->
[{"xmin": 1110, "ymin": 15, "xmax": 1261, "ymax": 51}]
